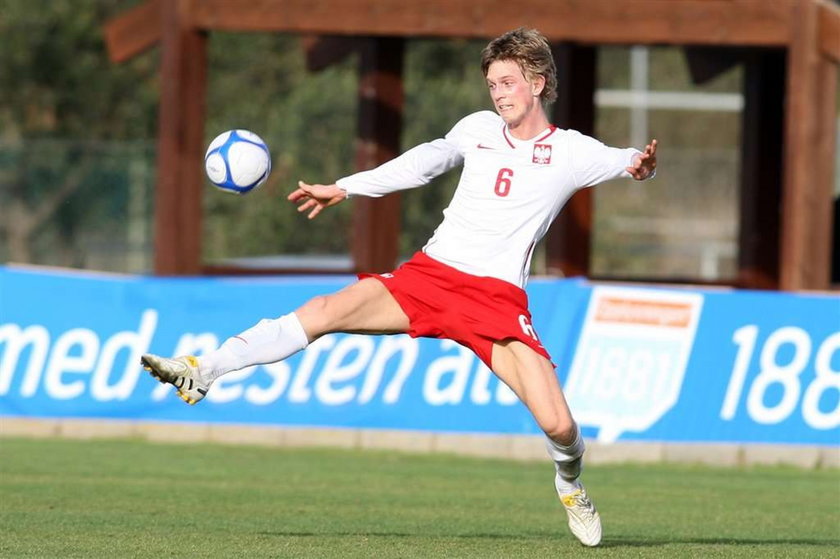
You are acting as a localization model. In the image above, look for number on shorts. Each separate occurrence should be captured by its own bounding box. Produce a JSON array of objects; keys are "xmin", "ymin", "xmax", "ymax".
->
[{"xmin": 519, "ymin": 315, "xmax": 538, "ymax": 340}]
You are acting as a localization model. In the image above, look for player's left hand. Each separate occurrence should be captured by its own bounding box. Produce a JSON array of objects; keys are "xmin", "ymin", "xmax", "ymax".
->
[{"xmin": 626, "ymin": 139, "xmax": 657, "ymax": 180}]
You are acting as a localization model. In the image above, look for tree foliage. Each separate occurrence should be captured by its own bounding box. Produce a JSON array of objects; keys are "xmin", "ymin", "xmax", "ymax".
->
[
  {"xmin": 0, "ymin": 0, "xmax": 158, "ymax": 267},
  {"xmin": 0, "ymin": 1, "xmax": 495, "ymax": 270}
]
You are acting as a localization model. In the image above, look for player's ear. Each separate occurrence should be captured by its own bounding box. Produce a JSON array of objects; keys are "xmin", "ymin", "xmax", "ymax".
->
[{"xmin": 531, "ymin": 74, "xmax": 546, "ymax": 98}]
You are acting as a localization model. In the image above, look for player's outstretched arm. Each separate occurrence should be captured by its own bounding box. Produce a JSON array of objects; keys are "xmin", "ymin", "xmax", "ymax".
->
[
  {"xmin": 626, "ymin": 139, "xmax": 658, "ymax": 180},
  {"xmin": 288, "ymin": 180, "xmax": 348, "ymax": 220}
]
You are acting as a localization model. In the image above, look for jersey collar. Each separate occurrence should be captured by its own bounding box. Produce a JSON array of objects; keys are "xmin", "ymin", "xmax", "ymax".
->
[{"xmin": 502, "ymin": 124, "xmax": 557, "ymax": 148}]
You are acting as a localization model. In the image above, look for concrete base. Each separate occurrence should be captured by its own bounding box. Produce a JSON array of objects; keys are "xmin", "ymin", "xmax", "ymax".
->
[{"xmin": 1, "ymin": 417, "xmax": 836, "ymax": 470}]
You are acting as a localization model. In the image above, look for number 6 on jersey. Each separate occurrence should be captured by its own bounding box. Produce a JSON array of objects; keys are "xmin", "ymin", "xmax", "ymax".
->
[{"xmin": 494, "ymin": 168, "xmax": 514, "ymax": 197}]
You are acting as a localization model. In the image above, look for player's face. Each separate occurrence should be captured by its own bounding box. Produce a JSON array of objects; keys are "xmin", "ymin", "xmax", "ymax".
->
[{"xmin": 486, "ymin": 59, "xmax": 543, "ymax": 129}]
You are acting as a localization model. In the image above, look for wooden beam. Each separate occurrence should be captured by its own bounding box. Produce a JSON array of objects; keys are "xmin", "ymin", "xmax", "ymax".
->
[
  {"xmin": 103, "ymin": 0, "xmax": 161, "ymax": 63},
  {"xmin": 545, "ymin": 43, "xmax": 597, "ymax": 278},
  {"xmin": 188, "ymin": 0, "xmax": 793, "ymax": 47},
  {"xmin": 780, "ymin": 0, "xmax": 838, "ymax": 290},
  {"xmin": 737, "ymin": 49, "xmax": 785, "ymax": 290},
  {"xmin": 154, "ymin": 0, "xmax": 207, "ymax": 275},
  {"xmin": 302, "ymin": 35, "xmax": 361, "ymax": 72},
  {"xmin": 351, "ymin": 38, "xmax": 404, "ymax": 273},
  {"xmin": 818, "ymin": 0, "xmax": 840, "ymax": 62}
]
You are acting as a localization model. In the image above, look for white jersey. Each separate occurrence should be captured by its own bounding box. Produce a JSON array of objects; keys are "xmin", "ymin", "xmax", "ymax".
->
[{"xmin": 336, "ymin": 111, "xmax": 640, "ymax": 288}]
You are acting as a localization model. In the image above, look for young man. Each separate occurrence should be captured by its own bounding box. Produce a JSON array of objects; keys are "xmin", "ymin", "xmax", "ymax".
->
[{"xmin": 142, "ymin": 27, "xmax": 657, "ymax": 547}]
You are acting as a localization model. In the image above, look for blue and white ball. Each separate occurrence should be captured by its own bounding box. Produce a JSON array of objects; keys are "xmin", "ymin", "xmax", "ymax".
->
[{"xmin": 204, "ymin": 130, "xmax": 271, "ymax": 194}]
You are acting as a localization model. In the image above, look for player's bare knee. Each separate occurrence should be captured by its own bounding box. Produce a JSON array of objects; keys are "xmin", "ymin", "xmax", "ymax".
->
[
  {"xmin": 542, "ymin": 420, "xmax": 577, "ymax": 446},
  {"xmin": 298, "ymin": 295, "xmax": 327, "ymax": 317},
  {"xmin": 296, "ymin": 295, "xmax": 334, "ymax": 335}
]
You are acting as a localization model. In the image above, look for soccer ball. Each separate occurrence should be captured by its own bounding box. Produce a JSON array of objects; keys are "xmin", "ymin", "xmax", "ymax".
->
[{"xmin": 204, "ymin": 129, "xmax": 271, "ymax": 194}]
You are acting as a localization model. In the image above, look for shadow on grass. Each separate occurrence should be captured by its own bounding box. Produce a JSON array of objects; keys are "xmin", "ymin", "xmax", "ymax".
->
[
  {"xmin": 258, "ymin": 531, "xmax": 553, "ymax": 540},
  {"xmin": 259, "ymin": 531, "xmax": 840, "ymax": 548},
  {"xmin": 599, "ymin": 536, "xmax": 840, "ymax": 549}
]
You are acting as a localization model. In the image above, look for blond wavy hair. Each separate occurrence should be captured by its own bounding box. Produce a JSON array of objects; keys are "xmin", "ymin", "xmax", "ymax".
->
[{"xmin": 480, "ymin": 28, "xmax": 557, "ymax": 104}]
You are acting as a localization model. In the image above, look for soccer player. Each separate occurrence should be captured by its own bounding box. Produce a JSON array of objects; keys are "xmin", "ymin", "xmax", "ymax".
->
[{"xmin": 141, "ymin": 27, "xmax": 657, "ymax": 547}]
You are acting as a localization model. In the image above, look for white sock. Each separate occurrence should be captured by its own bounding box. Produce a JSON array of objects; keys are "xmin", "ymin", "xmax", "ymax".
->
[
  {"xmin": 545, "ymin": 425, "xmax": 585, "ymax": 495},
  {"xmin": 198, "ymin": 313, "xmax": 309, "ymax": 381}
]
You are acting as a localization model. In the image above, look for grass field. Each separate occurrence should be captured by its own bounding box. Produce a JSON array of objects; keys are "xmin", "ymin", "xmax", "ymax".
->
[{"xmin": 0, "ymin": 437, "xmax": 838, "ymax": 558}]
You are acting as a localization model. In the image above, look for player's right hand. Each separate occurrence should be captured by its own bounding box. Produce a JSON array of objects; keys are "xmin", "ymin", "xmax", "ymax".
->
[{"xmin": 288, "ymin": 181, "xmax": 348, "ymax": 219}]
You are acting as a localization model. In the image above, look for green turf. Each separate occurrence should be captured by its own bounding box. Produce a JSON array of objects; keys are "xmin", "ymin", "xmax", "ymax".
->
[{"xmin": 0, "ymin": 437, "xmax": 838, "ymax": 558}]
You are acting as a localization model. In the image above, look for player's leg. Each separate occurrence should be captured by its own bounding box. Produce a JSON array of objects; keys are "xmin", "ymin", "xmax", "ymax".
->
[
  {"xmin": 491, "ymin": 340, "xmax": 601, "ymax": 547},
  {"xmin": 294, "ymin": 276, "xmax": 411, "ymax": 336},
  {"xmin": 142, "ymin": 278, "xmax": 409, "ymax": 404},
  {"xmin": 490, "ymin": 340, "xmax": 582, "ymax": 480},
  {"xmin": 203, "ymin": 277, "xmax": 409, "ymax": 374}
]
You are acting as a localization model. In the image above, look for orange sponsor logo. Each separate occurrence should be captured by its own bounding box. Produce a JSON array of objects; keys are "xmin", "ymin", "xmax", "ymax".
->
[{"xmin": 595, "ymin": 297, "xmax": 692, "ymax": 328}]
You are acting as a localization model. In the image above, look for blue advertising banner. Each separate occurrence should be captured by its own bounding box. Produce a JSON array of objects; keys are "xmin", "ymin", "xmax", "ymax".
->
[{"xmin": 0, "ymin": 265, "xmax": 837, "ymax": 446}]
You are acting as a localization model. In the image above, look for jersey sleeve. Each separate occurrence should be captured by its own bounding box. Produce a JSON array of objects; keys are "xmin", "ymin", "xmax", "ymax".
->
[
  {"xmin": 567, "ymin": 131, "xmax": 642, "ymax": 189},
  {"xmin": 336, "ymin": 132, "xmax": 465, "ymax": 198}
]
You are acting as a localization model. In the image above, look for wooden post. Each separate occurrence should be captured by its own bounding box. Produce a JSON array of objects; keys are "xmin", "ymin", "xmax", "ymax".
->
[
  {"xmin": 351, "ymin": 37, "xmax": 404, "ymax": 273},
  {"xmin": 154, "ymin": 0, "xmax": 206, "ymax": 275},
  {"xmin": 780, "ymin": 0, "xmax": 837, "ymax": 290},
  {"xmin": 546, "ymin": 43, "xmax": 597, "ymax": 277},
  {"xmin": 738, "ymin": 49, "xmax": 785, "ymax": 289}
]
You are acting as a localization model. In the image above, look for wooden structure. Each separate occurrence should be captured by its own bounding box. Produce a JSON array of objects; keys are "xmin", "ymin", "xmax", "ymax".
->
[{"xmin": 105, "ymin": 0, "xmax": 840, "ymax": 291}]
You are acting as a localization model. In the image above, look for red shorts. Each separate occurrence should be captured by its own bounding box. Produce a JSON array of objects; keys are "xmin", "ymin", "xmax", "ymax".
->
[{"xmin": 359, "ymin": 251, "xmax": 552, "ymax": 369}]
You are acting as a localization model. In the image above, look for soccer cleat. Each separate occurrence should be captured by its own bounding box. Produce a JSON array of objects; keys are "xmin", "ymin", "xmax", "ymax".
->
[
  {"xmin": 559, "ymin": 483, "xmax": 602, "ymax": 547},
  {"xmin": 140, "ymin": 354, "xmax": 210, "ymax": 405}
]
